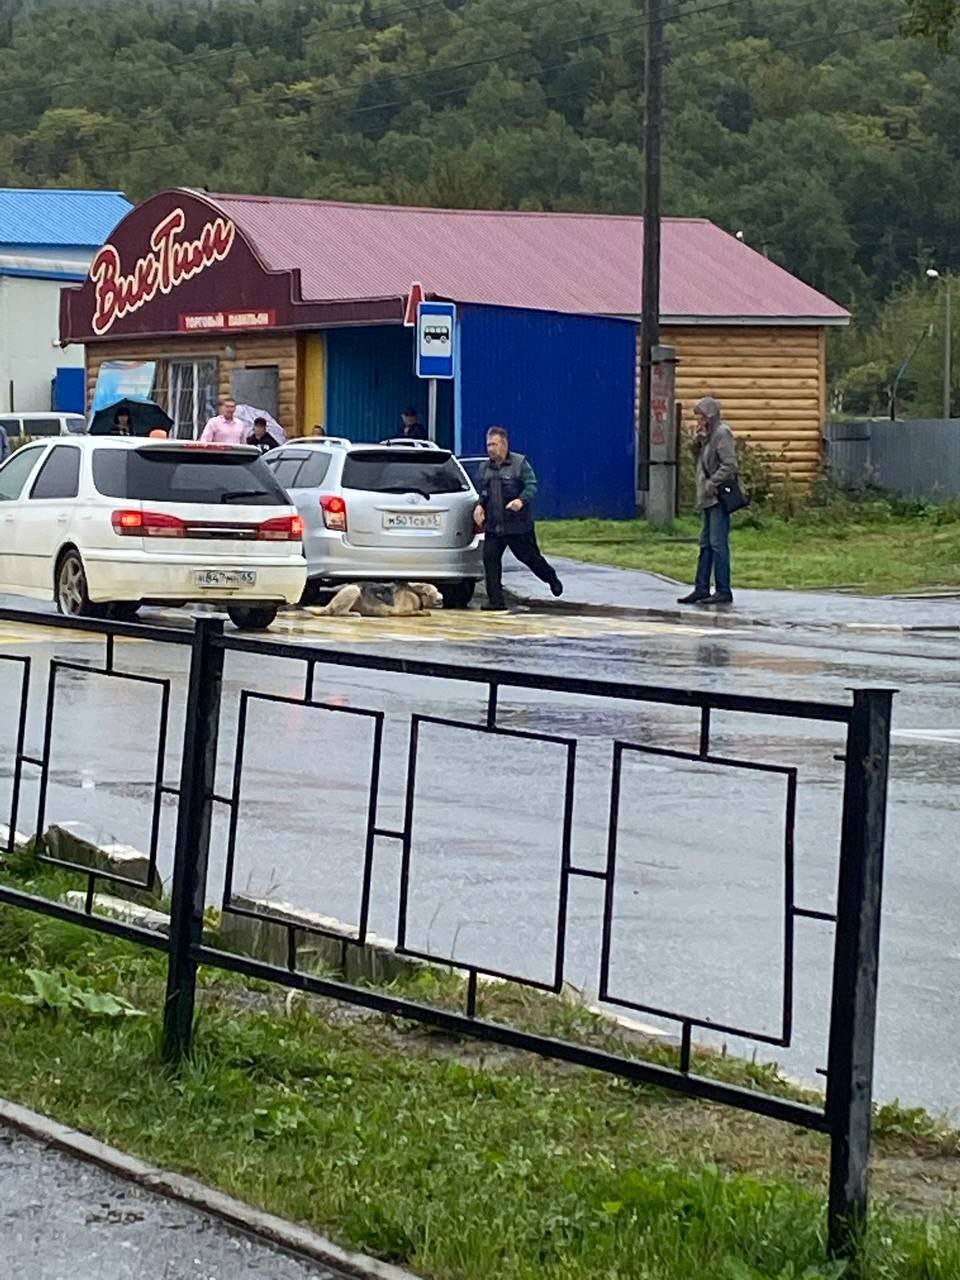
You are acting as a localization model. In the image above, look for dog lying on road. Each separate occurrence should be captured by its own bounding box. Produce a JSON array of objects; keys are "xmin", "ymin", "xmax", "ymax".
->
[{"xmin": 311, "ymin": 582, "xmax": 444, "ymax": 617}]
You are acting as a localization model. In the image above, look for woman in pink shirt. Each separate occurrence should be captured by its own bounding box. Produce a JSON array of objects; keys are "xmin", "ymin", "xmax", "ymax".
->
[{"xmin": 200, "ymin": 398, "xmax": 248, "ymax": 444}]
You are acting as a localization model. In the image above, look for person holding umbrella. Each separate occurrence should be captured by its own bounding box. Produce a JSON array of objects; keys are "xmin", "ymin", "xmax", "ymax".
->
[{"xmin": 89, "ymin": 397, "xmax": 173, "ymax": 437}]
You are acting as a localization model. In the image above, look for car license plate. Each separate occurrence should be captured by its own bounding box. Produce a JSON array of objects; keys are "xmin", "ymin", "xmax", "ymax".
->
[
  {"xmin": 382, "ymin": 512, "xmax": 442, "ymax": 530},
  {"xmin": 194, "ymin": 570, "xmax": 257, "ymax": 589}
]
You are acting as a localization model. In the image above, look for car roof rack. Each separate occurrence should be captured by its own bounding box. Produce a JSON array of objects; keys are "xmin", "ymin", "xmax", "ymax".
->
[{"xmin": 287, "ymin": 435, "xmax": 351, "ymax": 448}]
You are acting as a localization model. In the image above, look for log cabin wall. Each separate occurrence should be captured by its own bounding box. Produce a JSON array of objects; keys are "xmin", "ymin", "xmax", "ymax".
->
[
  {"xmin": 85, "ymin": 332, "xmax": 300, "ymax": 434},
  {"xmin": 658, "ymin": 324, "xmax": 827, "ymax": 485}
]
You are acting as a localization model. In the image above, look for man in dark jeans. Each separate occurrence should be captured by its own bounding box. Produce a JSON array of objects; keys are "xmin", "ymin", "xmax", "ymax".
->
[
  {"xmin": 475, "ymin": 426, "xmax": 563, "ymax": 611},
  {"xmin": 677, "ymin": 396, "xmax": 738, "ymax": 606}
]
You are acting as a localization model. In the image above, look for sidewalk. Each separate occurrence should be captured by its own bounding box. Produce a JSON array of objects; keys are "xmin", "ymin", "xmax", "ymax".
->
[
  {"xmin": 0, "ymin": 1101, "xmax": 416, "ymax": 1280},
  {"xmin": 503, "ymin": 557, "xmax": 960, "ymax": 633},
  {"xmin": 0, "ymin": 1126, "xmax": 338, "ymax": 1280}
]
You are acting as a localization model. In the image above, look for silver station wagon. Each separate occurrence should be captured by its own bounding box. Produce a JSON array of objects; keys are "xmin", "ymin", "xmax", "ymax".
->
[{"xmin": 263, "ymin": 438, "xmax": 483, "ymax": 608}]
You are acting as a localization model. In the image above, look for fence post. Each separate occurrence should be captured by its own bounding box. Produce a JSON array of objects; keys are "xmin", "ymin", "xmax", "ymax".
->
[
  {"xmin": 162, "ymin": 617, "xmax": 224, "ymax": 1063},
  {"xmin": 826, "ymin": 688, "xmax": 893, "ymax": 1258}
]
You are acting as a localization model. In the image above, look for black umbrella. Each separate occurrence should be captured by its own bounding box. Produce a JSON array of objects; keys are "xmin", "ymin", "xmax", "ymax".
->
[{"xmin": 88, "ymin": 397, "xmax": 174, "ymax": 437}]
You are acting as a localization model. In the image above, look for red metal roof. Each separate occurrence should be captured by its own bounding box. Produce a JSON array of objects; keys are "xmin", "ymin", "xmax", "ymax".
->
[{"xmin": 205, "ymin": 192, "xmax": 849, "ymax": 324}]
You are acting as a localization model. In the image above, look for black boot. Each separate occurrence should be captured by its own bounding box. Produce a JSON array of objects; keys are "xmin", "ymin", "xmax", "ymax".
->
[
  {"xmin": 549, "ymin": 575, "xmax": 563, "ymax": 597},
  {"xmin": 677, "ymin": 590, "xmax": 709, "ymax": 604},
  {"xmin": 699, "ymin": 591, "xmax": 734, "ymax": 606}
]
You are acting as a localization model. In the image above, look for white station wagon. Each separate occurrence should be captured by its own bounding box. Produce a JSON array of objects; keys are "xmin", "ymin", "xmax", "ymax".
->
[{"xmin": 0, "ymin": 437, "xmax": 306, "ymax": 630}]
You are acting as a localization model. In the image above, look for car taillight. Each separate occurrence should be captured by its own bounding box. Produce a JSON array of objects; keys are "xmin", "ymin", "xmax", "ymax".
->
[
  {"xmin": 258, "ymin": 514, "xmax": 303, "ymax": 541},
  {"xmin": 111, "ymin": 509, "xmax": 185, "ymax": 538},
  {"xmin": 320, "ymin": 494, "xmax": 347, "ymax": 532}
]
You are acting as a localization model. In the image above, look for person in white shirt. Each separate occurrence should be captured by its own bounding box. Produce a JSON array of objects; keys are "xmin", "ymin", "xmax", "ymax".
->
[{"xmin": 200, "ymin": 398, "xmax": 247, "ymax": 444}]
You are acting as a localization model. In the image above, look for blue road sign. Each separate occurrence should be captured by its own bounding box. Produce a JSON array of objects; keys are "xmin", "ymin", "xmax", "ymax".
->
[{"xmin": 416, "ymin": 301, "xmax": 456, "ymax": 380}]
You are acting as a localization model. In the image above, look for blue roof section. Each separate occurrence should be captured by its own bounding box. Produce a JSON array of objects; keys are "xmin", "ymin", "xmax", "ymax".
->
[{"xmin": 0, "ymin": 188, "xmax": 132, "ymax": 248}]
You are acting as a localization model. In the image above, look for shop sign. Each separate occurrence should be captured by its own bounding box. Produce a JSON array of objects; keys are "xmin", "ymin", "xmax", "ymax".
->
[
  {"xmin": 178, "ymin": 310, "xmax": 276, "ymax": 332},
  {"xmin": 89, "ymin": 207, "xmax": 236, "ymax": 337}
]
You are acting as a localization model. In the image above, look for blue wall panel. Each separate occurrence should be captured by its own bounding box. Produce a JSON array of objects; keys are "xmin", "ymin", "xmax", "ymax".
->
[
  {"xmin": 457, "ymin": 305, "xmax": 636, "ymax": 519},
  {"xmin": 52, "ymin": 366, "xmax": 85, "ymax": 413},
  {"xmin": 326, "ymin": 325, "xmax": 453, "ymax": 446}
]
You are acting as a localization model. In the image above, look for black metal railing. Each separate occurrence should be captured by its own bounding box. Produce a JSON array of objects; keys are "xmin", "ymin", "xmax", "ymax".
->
[{"xmin": 0, "ymin": 606, "xmax": 893, "ymax": 1260}]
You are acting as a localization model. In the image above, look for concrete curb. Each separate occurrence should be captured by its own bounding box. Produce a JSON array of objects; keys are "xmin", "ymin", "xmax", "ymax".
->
[
  {"xmin": 0, "ymin": 1098, "xmax": 422, "ymax": 1280},
  {"xmin": 502, "ymin": 589, "xmax": 763, "ymax": 630},
  {"xmin": 504, "ymin": 590, "xmax": 960, "ymax": 635}
]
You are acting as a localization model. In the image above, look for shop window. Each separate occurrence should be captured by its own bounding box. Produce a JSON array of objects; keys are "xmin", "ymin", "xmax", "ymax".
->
[{"xmin": 168, "ymin": 360, "xmax": 218, "ymax": 439}]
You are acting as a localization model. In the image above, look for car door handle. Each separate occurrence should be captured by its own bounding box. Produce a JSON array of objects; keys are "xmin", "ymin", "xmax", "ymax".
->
[{"xmin": 57, "ymin": 513, "xmax": 69, "ymax": 523}]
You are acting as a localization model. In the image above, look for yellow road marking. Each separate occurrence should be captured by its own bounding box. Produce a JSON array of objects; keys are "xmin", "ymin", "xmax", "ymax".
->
[
  {"xmin": 271, "ymin": 609, "xmax": 720, "ymax": 645},
  {"xmin": 0, "ymin": 622, "xmax": 104, "ymax": 645},
  {"xmin": 0, "ymin": 611, "xmax": 723, "ymax": 649}
]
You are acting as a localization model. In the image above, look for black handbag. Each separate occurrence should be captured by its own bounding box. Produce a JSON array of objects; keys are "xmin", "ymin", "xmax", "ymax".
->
[{"xmin": 718, "ymin": 476, "xmax": 750, "ymax": 515}]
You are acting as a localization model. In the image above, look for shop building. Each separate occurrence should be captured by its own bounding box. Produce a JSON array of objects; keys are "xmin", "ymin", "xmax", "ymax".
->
[{"xmin": 60, "ymin": 189, "xmax": 847, "ymax": 516}]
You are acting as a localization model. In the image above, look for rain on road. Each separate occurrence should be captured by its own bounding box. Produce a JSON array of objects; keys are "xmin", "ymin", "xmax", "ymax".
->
[{"xmin": 0, "ymin": 598, "xmax": 956, "ymax": 1119}]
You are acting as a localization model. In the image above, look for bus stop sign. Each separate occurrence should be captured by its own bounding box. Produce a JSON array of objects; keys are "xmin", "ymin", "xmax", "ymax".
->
[{"xmin": 416, "ymin": 301, "xmax": 456, "ymax": 380}]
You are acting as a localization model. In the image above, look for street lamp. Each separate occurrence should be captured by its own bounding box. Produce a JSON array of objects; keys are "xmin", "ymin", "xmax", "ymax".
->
[{"xmin": 926, "ymin": 268, "xmax": 952, "ymax": 419}]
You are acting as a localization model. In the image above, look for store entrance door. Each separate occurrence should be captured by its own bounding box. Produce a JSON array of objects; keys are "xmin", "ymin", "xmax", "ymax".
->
[{"xmin": 230, "ymin": 367, "xmax": 280, "ymax": 421}]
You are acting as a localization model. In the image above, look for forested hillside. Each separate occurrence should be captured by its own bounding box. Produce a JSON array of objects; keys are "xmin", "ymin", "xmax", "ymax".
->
[{"xmin": 1, "ymin": 0, "xmax": 958, "ymax": 412}]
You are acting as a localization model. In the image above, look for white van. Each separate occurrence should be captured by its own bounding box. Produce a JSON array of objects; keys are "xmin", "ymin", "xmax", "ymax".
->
[{"xmin": 0, "ymin": 412, "xmax": 87, "ymax": 442}]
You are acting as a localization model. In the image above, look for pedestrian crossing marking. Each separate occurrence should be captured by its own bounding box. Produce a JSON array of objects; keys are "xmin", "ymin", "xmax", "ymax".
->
[
  {"xmin": 271, "ymin": 609, "xmax": 721, "ymax": 644},
  {"xmin": 0, "ymin": 610, "xmax": 724, "ymax": 650}
]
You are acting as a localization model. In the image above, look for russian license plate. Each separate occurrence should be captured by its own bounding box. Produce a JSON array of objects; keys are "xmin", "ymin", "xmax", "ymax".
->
[
  {"xmin": 382, "ymin": 512, "xmax": 441, "ymax": 530},
  {"xmin": 194, "ymin": 570, "xmax": 257, "ymax": 589}
]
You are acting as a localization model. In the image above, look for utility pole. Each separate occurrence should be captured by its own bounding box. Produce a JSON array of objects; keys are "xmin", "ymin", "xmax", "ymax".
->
[
  {"xmin": 926, "ymin": 268, "xmax": 952, "ymax": 419},
  {"xmin": 638, "ymin": 0, "xmax": 664, "ymax": 509},
  {"xmin": 944, "ymin": 278, "xmax": 952, "ymax": 420}
]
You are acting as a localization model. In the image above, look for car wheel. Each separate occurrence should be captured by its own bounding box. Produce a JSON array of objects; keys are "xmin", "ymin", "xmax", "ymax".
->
[
  {"xmin": 439, "ymin": 580, "xmax": 476, "ymax": 609},
  {"xmin": 108, "ymin": 602, "xmax": 141, "ymax": 622},
  {"xmin": 227, "ymin": 605, "xmax": 278, "ymax": 631},
  {"xmin": 55, "ymin": 551, "xmax": 104, "ymax": 619}
]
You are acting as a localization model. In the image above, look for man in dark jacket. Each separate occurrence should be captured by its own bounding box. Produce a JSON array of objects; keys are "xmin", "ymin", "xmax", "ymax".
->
[
  {"xmin": 246, "ymin": 416, "xmax": 282, "ymax": 453},
  {"xmin": 475, "ymin": 426, "xmax": 563, "ymax": 611},
  {"xmin": 400, "ymin": 406, "xmax": 428, "ymax": 440},
  {"xmin": 677, "ymin": 396, "xmax": 738, "ymax": 606}
]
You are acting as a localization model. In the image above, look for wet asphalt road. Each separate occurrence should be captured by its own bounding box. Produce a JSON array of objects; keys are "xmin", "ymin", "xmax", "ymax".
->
[
  {"xmin": 0, "ymin": 1127, "xmax": 339, "ymax": 1279},
  {"xmin": 0, "ymin": 595, "xmax": 957, "ymax": 1119}
]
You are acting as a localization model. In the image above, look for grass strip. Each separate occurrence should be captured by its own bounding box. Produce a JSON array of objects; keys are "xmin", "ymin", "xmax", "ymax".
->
[
  {"xmin": 0, "ymin": 888, "xmax": 958, "ymax": 1279},
  {"xmin": 538, "ymin": 513, "xmax": 960, "ymax": 595}
]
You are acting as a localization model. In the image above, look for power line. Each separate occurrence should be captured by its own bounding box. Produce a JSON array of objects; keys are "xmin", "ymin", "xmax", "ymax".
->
[
  {"xmin": 0, "ymin": 0, "xmax": 559, "ymax": 103},
  {"xmin": 316, "ymin": 0, "xmax": 892, "ymax": 130},
  {"xmin": 535, "ymin": 8, "xmax": 908, "ymax": 120},
  {"xmin": 8, "ymin": 1, "xmax": 911, "ymax": 176},
  {"xmin": 9, "ymin": 0, "xmax": 750, "ymax": 166}
]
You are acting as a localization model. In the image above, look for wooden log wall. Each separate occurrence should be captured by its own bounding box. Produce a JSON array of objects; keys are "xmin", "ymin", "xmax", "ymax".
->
[
  {"xmin": 85, "ymin": 332, "xmax": 300, "ymax": 433},
  {"xmin": 657, "ymin": 325, "xmax": 827, "ymax": 483}
]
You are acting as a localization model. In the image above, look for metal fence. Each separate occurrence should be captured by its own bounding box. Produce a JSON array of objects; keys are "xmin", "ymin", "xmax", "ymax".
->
[
  {"xmin": 0, "ymin": 607, "xmax": 893, "ymax": 1259},
  {"xmin": 825, "ymin": 417, "xmax": 960, "ymax": 499}
]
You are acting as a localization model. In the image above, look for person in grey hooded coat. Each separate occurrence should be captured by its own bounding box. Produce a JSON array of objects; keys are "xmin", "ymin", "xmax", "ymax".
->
[{"xmin": 677, "ymin": 396, "xmax": 738, "ymax": 606}]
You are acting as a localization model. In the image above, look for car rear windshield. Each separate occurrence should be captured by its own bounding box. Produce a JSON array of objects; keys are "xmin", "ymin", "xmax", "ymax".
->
[
  {"xmin": 92, "ymin": 448, "xmax": 290, "ymax": 505},
  {"xmin": 341, "ymin": 450, "xmax": 469, "ymax": 496}
]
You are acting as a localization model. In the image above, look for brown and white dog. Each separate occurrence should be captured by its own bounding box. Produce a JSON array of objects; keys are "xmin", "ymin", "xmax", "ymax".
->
[{"xmin": 311, "ymin": 582, "xmax": 443, "ymax": 617}]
